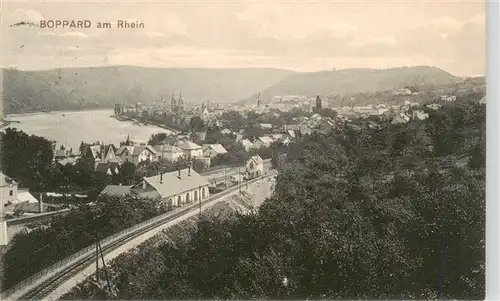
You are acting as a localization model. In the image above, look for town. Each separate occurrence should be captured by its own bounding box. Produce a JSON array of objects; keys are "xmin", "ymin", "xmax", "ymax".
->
[{"xmin": 0, "ymin": 1, "xmax": 488, "ymax": 300}]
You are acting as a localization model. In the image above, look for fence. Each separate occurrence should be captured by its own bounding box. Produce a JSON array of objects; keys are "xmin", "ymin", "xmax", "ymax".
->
[{"xmin": 1, "ymin": 172, "xmax": 277, "ymax": 300}]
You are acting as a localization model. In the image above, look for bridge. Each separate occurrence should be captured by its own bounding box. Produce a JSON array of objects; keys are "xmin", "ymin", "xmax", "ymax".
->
[{"xmin": 1, "ymin": 172, "xmax": 277, "ymax": 301}]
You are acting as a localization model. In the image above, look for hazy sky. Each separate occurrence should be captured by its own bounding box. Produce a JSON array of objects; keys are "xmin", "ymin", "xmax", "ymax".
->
[{"xmin": 2, "ymin": 0, "xmax": 485, "ymax": 76}]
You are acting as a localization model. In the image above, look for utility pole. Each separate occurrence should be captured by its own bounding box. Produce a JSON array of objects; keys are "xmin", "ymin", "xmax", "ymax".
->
[
  {"xmin": 95, "ymin": 231, "xmax": 99, "ymax": 283},
  {"xmin": 198, "ymin": 185, "xmax": 202, "ymax": 215},
  {"xmin": 239, "ymin": 167, "xmax": 242, "ymax": 194},
  {"xmin": 224, "ymin": 168, "xmax": 227, "ymax": 186},
  {"xmin": 97, "ymin": 232, "xmax": 112, "ymax": 294}
]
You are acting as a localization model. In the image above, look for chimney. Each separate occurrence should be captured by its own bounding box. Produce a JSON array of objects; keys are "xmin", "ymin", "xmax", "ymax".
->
[
  {"xmin": 142, "ymin": 180, "xmax": 147, "ymax": 189},
  {"xmin": 178, "ymin": 169, "xmax": 181, "ymax": 179},
  {"xmin": 160, "ymin": 173, "xmax": 163, "ymax": 183},
  {"xmin": 39, "ymin": 193, "xmax": 44, "ymax": 213},
  {"xmin": 188, "ymin": 166, "xmax": 191, "ymax": 176}
]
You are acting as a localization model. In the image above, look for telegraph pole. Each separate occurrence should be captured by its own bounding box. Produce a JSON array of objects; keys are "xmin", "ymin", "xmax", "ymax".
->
[
  {"xmin": 198, "ymin": 185, "xmax": 202, "ymax": 215},
  {"xmin": 95, "ymin": 231, "xmax": 99, "ymax": 283},
  {"xmin": 224, "ymin": 167, "xmax": 227, "ymax": 186},
  {"xmin": 97, "ymin": 232, "xmax": 112, "ymax": 294}
]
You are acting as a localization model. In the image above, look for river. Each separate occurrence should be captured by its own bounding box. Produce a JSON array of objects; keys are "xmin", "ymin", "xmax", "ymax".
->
[{"xmin": 4, "ymin": 109, "xmax": 174, "ymax": 152}]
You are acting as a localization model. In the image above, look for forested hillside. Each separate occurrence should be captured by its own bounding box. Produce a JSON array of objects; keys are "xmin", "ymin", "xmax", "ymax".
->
[
  {"xmin": 2, "ymin": 67, "xmax": 294, "ymax": 113},
  {"xmin": 63, "ymin": 98, "xmax": 485, "ymax": 300},
  {"xmin": 240, "ymin": 66, "xmax": 463, "ymax": 105}
]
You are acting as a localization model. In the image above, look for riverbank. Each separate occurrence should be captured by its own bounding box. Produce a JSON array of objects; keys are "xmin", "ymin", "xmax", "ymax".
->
[
  {"xmin": 3, "ymin": 110, "xmax": 176, "ymax": 152},
  {"xmin": 114, "ymin": 115, "xmax": 181, "ymax": 134},
  {"xmin": 5, "ymin": 108, "xmax": 113, "ymax": 118}
]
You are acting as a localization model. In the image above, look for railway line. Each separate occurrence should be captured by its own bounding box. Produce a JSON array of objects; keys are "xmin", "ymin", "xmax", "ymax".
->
[{"xmin": 2, "ymin": 172, "xmax": 277, "ymax": 301}]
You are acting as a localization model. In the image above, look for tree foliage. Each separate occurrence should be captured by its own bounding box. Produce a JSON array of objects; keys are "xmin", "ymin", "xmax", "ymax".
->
[
  {"xmin": 56, "ymin": 101, "xmax": 490, "ymax": 300},
  {"xmin": 2, "ymin": 194, "xmax": 167, "ymax": 290}
]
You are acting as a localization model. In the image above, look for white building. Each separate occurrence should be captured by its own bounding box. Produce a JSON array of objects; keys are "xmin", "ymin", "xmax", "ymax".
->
[
  {"xmin": 177, "ymin": 141, "xmax": 203, "ymax": 159},
  {"xmin": 393, "ymin": 88, "xmax": 412, "ymax": 96},
  {"xmin": 154, "ymin": 145, "xmax": 185, "ymax": 162},
  {"xmin": 115, "ymin": 145, "xmax": 157, "ymax": 165},
  {"xmin": 133, "ymin": 167, "xmax": 210, "ymax": 207},
  {"xmin": 253, "ymin": 136, "xmax": 274, "ymax": 149},
  {"xmin": 100, "ymin": 168, "xmax": 210, "ymax": 208},
  {"xmin": 246, "ymin": 155, "xmax": 264, "ymax": 178},
  {"xmin": 441, "ymin": 95, "xmax": 457, "ymax": 102},
  {"xmin": 202, "ymin": 144, "xmax": 228, "ymax": 158},
  {"xmin": 0, "ymin": 172, "xmax": 38, "ymax": 245},
  {"xmin": 412, "ymin": 110, "xmax": 429, "ymax": 121},
  {"xmin": 241, "ymin": 139, "xmax": 254, "ymax": 152}
]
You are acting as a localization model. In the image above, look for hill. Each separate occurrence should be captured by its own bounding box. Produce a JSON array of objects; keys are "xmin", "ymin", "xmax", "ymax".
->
[
  {"xmin": 240, "ymin": 66, "xmax": 463, "ymax": 105},
  {"xmin": 2, "ymin": 66, "xmax": 294, "ymax": 114}
]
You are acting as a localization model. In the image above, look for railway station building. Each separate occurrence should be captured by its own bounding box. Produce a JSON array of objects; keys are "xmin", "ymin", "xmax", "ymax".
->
[{"xmin": 100, "ymin": 167, "xmax": 210, "ymax": 208}]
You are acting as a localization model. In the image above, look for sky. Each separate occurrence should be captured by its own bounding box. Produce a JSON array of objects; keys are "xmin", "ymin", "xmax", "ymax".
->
[{"xmin": 1, "ymin": 0, "xmax": 486, "ymax": 76}]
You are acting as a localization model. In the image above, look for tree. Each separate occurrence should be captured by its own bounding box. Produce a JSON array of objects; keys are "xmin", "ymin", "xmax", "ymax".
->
[
  {"xmin": 318, "ymin": 108, "xmax": 338, "ymax": 119},
  {"xmin": 148, "ymin": 133, "xmax": 168, "ymax": 146},
  {"xmin": 221, "ymin": 111, "xmax": 245, "ymax": 131},
  {"xmin": 116, "ymin": 161, "xmax": 137, "ymax": 185},
  {"xmin": 0, "ymin": 128, "xmax": 55, "ymax": 191},
  {"xmin": 189, "ymin": 116, "xmax": 206, "ymax": 132}
]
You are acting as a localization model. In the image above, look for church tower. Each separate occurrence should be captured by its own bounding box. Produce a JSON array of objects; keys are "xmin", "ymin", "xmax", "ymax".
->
[{"xmin": 315, "ymin": 95, "xmax": 323, "ymax": 112}]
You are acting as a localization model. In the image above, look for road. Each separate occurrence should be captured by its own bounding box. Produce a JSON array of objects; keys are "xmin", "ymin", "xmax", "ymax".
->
[
  {"xmin": 248, "ymin": 175, "xmax": 276, "ymax": 208},
  {"xmin": 204, "ymin": 159, "xmax": 272, "ymax": 182}
]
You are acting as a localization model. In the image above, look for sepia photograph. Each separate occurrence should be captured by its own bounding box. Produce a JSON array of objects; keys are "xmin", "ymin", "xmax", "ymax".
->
[{"xmin": 0, "ymin": 0, "xmax": 488, "ymax": 300}]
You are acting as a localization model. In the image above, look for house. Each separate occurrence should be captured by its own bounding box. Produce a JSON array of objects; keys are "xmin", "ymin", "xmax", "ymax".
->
[
  {"xmin": 194, "ymin": 131, "xmax": 207, "ymax": 141},
  {"xmin": 154, "ymin": 145, "xmax": 184, "ymax": 162},
  {"xmin": 0, "ymin": 172, "xmax": 40, "ymax": 221},
  {"xmin": 55, "ymin": 157, "xmax": 78, "ymax": 167},
  {"xmin": 259, "ymin": 123, "xmax": 273, "ymax": 130},
  {"xmin": 116, "ymin": 145, "xmax": 157, "ymax": 165},
  {"xmin": 278, "ymin": 135, "xmax": 292, "ymax": 146},
  {"xmin": 412, "ymin": 110, "xmax": 429, "ymax": 121},
  {"xmin": 479, "ymin": 96, "xmax": 486, "ymax": 104},
  {"xmin": 177, "ymin": 141, "xmax": 203, "ymax": 159},
  {"xmin": 392, "ymin": 113, "xmax": 410, "ymax": 124},
  {"xmin": 99, "ymin": 185, "xmax": 133, "ymax": 198},
  {"xmin": 199, "ymin": 108, "xmax": 210, "ymax": 121},
  {"xmin": 203, "ymin": 144, "xmax": 228, "ymax": 158},
  {"xmin": 221, "ymin": 128, "xmax": 233, "ymax": 135},
  {"xmin": 1, "ymin": 172, "xmax": 19, "ymax": 212},
  {"xmin": 95, "ymin": 162, "xmax": 120, "ymax": 176},
  {"xmin": 83, "ymin": 144, "xmax": 120, "ymax": 170},
  {"xmin": 270, "ymin": 134, "xmax": 284, "ymax": 141},
  {"xmin": 253, "ymin": 136, "xmax": 274, "ymax": 148},
  {"xmin": 441, "ymin": 95, "xmax": 457, "ymax": 102},
  {"xmin": 246, "ymin": 155, "xmax": 264, "ymax": 178},
  {"xmin": 426, "ymin": 103, "xmax": 442, "ymax": 110},
  {"xmin": 299, "ymin": 125, "xmax": 312, "ymax": 136},
  {"xmin": 130, "ymin": 167, "xmax": 210, "ymax": 207},
  {"xmin": 172, "ymin": 135, "xmax": 190, "ymax": 146},
  {"xmin": 241, "ymin": 139, "xmax": 254, "ymax": 152},
  {"xmin": 393, "ymin": 88, "xmax": 412, "ymax": 96},
  {"xmin": 54, "ymin": 147, "xmax": 75, "ymax": 160}
]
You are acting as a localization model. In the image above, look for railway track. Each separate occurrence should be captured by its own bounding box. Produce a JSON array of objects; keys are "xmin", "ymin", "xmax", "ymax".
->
[{"xmin": 8, "ymin": 173, "xmax": 277, "ymax": 301}]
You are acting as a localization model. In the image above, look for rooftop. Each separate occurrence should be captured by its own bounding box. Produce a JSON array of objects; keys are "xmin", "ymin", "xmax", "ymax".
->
[
  {"xmin": 177, "ymin": 141, "xmax": 202, "ymax": 150},
  {"xmin": 99, "ymin": 185, "xmax": 133, "ymax": 197},
  {"xmin": 140, "ymin": 168, "xmax": 210, "ymax": 199}
]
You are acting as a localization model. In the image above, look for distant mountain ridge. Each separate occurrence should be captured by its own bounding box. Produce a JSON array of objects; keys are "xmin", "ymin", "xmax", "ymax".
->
[
  {"xmin": 240, "ymin": 66, "xmax": 464, "ymax": 105},
  {"xmin": 2, "ymin": 66, "xmax": 294, "ymax": 114},
  {"xmin": 2, "ymin": 65, "xmax": 471, "ymax": 114}
]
